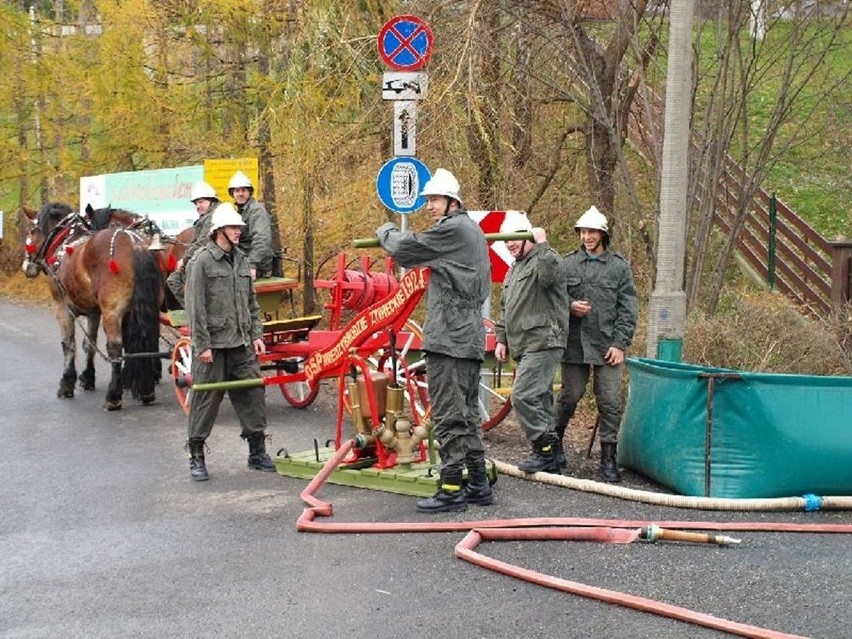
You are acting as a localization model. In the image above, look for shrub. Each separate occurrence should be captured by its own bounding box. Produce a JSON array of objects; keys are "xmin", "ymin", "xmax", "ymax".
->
[{"xmin": 683, "ymin": 286, "xmax": 851, "ymax": 376}]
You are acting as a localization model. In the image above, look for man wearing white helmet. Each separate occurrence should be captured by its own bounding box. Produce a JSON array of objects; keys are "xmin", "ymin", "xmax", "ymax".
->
[
  {"xmin": 166, "ymin": 180, "xmax": 219, "ymax": 307},
  {"xmin": 494, "ymin": 212, "xmax": 570, "ymax": 475},
  {"xmin": 375, "ymin": 168, "xmax": 492, "ymax": 513},
  {"xmin": 555, "ymin": 206, "xmax": 638, "ymax": 482},
  {"xmin": 184, "ymin": 203, "xmax": 277, "ymax": 481},
  {"xmin": 227, "ymin": 170, "xmax": 274, "ymax": 279}
]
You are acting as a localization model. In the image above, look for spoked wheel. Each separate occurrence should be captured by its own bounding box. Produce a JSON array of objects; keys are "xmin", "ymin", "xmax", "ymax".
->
[
  {"xmin": 171, "ymin": 336, "xmax": 193, "ymax": 415},
  {"xmin": 275, "ymin": 357, "xmax": 320, "ymax": 408},
  {"xmin": 479, "ymin": 318, "xmax": 513, "ymax": 431},
  {"xmin": 368, "ymin": 319, "xmax": 514, "ymax": 431},
  {"xmin": 478, "ymin": 364, "xmax": 514, "ymax": 432}
]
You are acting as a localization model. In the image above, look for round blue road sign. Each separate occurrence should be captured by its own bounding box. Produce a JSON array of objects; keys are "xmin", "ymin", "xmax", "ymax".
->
[
  {"xmin": 377, "ymin": 15, "xmax": 433, "ymax": 71},
  {"xmin": 376, "ymin": 157, "xmax": 431, "ymax": 214}
]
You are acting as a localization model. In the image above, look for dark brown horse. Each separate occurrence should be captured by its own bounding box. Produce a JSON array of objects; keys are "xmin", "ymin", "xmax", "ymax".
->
[{"xmin": 22, "ymin": 203, "xmax": 164, "ymax": 410}]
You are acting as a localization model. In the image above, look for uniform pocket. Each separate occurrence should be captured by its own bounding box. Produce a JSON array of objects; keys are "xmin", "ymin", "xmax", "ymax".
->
[{"xmin": 521, "ymin": 315, "xmax": 547, "ymax": 331}]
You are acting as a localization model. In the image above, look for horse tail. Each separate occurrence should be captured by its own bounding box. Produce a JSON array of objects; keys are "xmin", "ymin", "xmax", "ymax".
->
[{"xmin": 122, "ymin": 248, "xmax": 163, "ymax": 400}]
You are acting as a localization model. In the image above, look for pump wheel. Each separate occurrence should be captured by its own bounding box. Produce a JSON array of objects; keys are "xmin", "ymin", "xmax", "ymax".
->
[
  {"xmin": 275, "ymin": 358, "xmax": 319, "ymax": 408},
  {"xmin": 369, "ymin": 318, "xmax": 514, "ymax": 431}
]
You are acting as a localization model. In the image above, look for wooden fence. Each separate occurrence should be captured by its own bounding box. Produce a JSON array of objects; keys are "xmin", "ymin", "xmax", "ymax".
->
[{"xmin": 628, "ymin": 88, "xmax": 852, "ymax": 320}]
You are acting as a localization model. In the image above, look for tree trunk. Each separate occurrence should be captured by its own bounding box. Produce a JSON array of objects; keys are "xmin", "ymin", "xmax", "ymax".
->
[
  {"xmin": 301, "ymin": 170, "xmax": 315, "ymax": 315},
  {"xmin": 466, "ymin": 6, "xmax": 501, "ymax": 208}
]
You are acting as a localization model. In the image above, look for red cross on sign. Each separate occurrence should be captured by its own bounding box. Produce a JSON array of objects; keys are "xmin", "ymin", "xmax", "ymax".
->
[{"xmin": 377, "ymin": 15, "xmax": 433, "ymax": 71}]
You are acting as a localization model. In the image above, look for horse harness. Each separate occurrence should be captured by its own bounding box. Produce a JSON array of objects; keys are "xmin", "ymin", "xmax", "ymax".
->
[{"xmin": 27, "ymin": 213, "xmax": 157, "ymax": 365}]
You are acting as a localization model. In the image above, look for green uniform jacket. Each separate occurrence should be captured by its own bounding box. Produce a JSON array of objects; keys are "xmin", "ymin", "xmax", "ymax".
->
[
  {"xmin": 182, "ymin": 202, "xmax": 218, "ymax": 269},
  {"xmin": 562, "ymin": 247, "xmax": 638, "ymax": 365},
  {"xmin": 185, "ymin": 241, "xmax": 263, "ymax": 354},
  {"xmin": 495, "ymin": 242, "xmax": 570, "ymax": 360},
  {"xmin": 236, "ymin": 197, "xmax": 273, "ymax": 273},
  {"xmin": 376, "ymin": 210, "xmax": 490, "ymax": 361}
]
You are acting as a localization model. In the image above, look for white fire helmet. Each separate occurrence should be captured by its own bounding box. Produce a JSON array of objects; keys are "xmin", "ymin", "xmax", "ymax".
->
[
  {"xmin": 227, "ymin": 170, "xmax": 254, "ymax": 192},
  {"xmin": 419, "ymin": 168, "xmax": 463, "ymax": 208},
  {"xmin": 208, "ymin": 203, "xmax": 245, "ymax": 236},
  {"xmin": 190, "ymin": 181, "xmax": 218, "ymax": 203},
  {"xmin": 574, "ymin": 205, "xmax": 609, "ymax": 234},
  {"xmin": 499, "ymin": 210, "xmax": 533, "ymax": 234}
]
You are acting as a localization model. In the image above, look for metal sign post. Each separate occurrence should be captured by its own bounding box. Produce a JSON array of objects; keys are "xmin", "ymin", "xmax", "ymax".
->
[{"xmin": 377, "ymin": 14, "xmax": 434, "ymax": 234}]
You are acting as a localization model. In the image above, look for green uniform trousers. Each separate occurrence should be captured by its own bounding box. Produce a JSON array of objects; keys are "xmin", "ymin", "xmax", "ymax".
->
[
  {"xmin": 554, "ymin": 362, "xmax": 623, "ymax": 443},
  {"xmin": 188, "ymin": 345, "xmax": 267, "ymax": 441},
  {"xmin": 425, "ymin": 353, "xmax": 486, "ymax": 476},
  {"xmin": 511, "ymin": 347, "xmax": 562, "ymax": 444}
]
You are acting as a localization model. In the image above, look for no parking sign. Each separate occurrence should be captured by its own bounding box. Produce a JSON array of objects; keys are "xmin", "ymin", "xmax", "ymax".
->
[{"xmin": 377, "ymin": 15, "xmax": 433, "ymax": 71}]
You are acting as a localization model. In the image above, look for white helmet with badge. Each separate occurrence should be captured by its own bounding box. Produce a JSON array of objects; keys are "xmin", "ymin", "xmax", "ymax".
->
[
  {"xmin": 208, "ymin": 203, "xmax": 245, "ymax": 236},
  {"xmin": 190, "ymin": 181, "xmax": 218, "ymax": 203},
  {"xmin": 419, "ymin": 168, "xmax": 463, "ymax": 208},
  {"xmin": 227, "ymin": 170, "xmax": 254, "ymax": 192},
  {"xmin": 499, "ymin": 210, "xmax": 532, "ymax": 234},
  {"xmin": 574, "ymin": 205, "xmax": 609, "ymax": 234}
]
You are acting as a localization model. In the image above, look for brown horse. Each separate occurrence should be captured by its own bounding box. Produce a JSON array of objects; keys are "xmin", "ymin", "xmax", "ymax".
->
[
  {"xmin": 83, "ymin": 204, "xmax": 193, "ymax": 310},
  {"xmin": 22, "ymin": 203, "xmax": 164, "ymax": 410}
]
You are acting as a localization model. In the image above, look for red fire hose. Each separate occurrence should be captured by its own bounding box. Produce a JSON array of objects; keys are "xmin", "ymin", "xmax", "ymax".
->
[{"xmin": 297, "ymin": 439, "xmax": 852, "ymax": 639}]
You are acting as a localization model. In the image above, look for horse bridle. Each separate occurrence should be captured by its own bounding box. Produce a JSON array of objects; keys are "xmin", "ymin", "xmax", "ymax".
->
[{"xmin": 25, "ymin": 212, "xmax": 91, "ymax": 274}]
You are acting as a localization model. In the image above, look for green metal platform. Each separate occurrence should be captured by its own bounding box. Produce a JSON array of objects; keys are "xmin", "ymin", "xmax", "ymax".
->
[
  {"xmin": 274, "ymin": 447, "xmax": 498, "ymax": 497},
  {"xmin": 274, "ymin": 447, "xmax": 441, "ymax": 497}
]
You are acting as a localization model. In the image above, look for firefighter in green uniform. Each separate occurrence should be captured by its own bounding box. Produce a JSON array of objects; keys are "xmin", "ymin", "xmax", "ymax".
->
[
  {"xmin": 494, "ymin": 212, "xmax": 570, "ymax": 475},
  {"xmin": 166, "ymin": 180, "xmax": 219, "ymax": 308},
  {"xmin": 227, "ymin": 171, "xmax": 274, "ymax": 279},
  {"xmin": 376, "ymin": 168, "xmax": 492, "ymax": 513},
  {"xmin": 184, "ymin": 203, "xmax": 276, "ymax": 481},
  {"xmin": 554, "ymin": 206, "xmax": 638, "ymax": 482}
]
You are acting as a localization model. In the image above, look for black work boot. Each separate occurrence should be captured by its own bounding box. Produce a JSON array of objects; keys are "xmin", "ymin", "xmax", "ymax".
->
[
  {"xmin": 246, "ymin": 433, "xmax": 276, "ymax": 472},
  {"xmin": 517, "ymin": 433, "xmax": 560, "ymax": 474},
  {"xmin": 187, "ymin": 439, "xmax": 208, "ymax": 482},
  {"xmin": 554, "ymin": 438, "xmax": 568, "ymax": 472},
  {"xmin": 600, "ymin": 442, "xmax": 622, "ymax": 483},
  {"xmin": 463, "ymin": 457, "xmax": 494, "ymax": 506},
  {"xmin": 417, "ymin": 470, "xmax": 467, "ymax": 513}
]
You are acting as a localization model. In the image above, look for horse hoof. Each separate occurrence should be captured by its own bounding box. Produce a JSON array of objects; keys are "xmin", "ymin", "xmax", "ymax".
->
[
  {"xmin": 57, "ymin": 388, "xmax": 74, "ymax": 399},
  {"xmin": 80, "ymin": 383, "xmax": 95, "ymax": 391},
  {"xmin": 140, "ymin": 394, "xmax": 156, "ymax": 406},
  {"xmin": 104, "ymin": 401, "xmax": 122, "ymax": 411}
]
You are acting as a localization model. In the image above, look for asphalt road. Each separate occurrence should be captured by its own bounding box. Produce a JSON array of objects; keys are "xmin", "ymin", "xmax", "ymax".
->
[{"xmin": 1, "ymin": 299, "xmax": 850, "ymax": 639}]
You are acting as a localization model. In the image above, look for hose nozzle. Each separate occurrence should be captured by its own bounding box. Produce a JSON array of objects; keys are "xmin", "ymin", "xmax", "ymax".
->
[{"xmin": 641, "ymin": 524, "xmax": 741, "ymax": 546}]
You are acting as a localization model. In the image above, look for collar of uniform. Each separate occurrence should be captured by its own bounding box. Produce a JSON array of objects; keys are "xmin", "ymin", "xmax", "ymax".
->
[
  {"xmin": 517, "ymin": 240, "xmax": 545, "ymax": 262},
  {"xmin": 438, "ymin": 209, "xmax": 469, "ymax": 223},
  {"xmin": 207, "ymin": 240, "xmax": 233, "ymax": 261},
  {"xmin": 581, "ymin": 247, "xmax": 609, "ymax": 261}
]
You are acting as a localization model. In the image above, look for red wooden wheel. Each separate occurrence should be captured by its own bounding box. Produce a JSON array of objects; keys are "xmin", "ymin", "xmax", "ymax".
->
[
  {"xmin": 480, "ymin": 318, "xmax": 513, "ymax": 431},
  {"xmin": 171, "ymin": 336, "xmax": 193, "ymax": 415},
  {"xmin": 368, "ymin": 318, "xmax": 514, "ymax": 431},
  {"xmin": 276, "ymin": 358, "xmax": 320, "ymax": 408}
]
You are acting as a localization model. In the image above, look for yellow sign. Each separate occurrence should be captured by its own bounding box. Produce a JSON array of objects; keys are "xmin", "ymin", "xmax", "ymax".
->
[{"xmin": 203, "ymin": 158, "xmax": 260, "ymax": 203}]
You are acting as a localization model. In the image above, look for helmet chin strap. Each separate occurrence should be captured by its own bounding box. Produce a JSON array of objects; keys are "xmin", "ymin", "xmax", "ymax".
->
[{"xmin": 215, "ymin": 229, "xmax": 238, "ymax": 251}]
